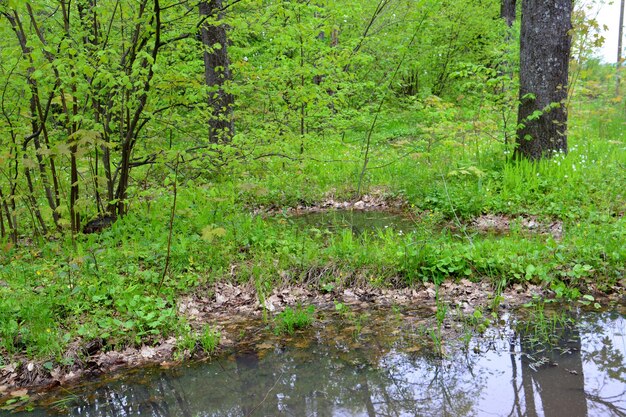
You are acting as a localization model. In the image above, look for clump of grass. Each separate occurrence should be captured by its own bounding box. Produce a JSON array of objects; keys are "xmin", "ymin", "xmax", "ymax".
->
[
  {"xmin": 173, "ymin": 324, "xmax": 221, "ymax": 358},
  {"xmin": 519, "ymin": 300, "xmax": 574, "ymax": 349},
  {"xmin": 199, "ymin": 325, "xmax": 221, "ymax": 354},
  {"xmin": 274, "ymin": 305, "xmax": 315, "ymax": 335},
  {"xmin": 174, "ymin": 323, "xmax": 197, "ymax": 360}
]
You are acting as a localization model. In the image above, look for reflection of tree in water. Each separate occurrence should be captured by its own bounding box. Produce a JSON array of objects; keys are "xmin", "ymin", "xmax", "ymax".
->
[
  {"xmin": 519, "ymin": 323, "xmax": 588, "ymax": 417},
  {"xmin": 69, "ymin": 370, "xmax": 193, "ymax": 417},
  {"xmin": 579, "ymin": 312, "xmax": 626, "ymax": 417},
  {"xmin": 515, "ymin": 311, "xmax": 626, "ymax": 417},
  {"xmin": 55, "ymin": 342, "xmax": 484, "ymax": 416},
  {"xmin": 369, "ymin": 352, "xmax": 480, "ymax": 416},
  {"xmin": 581, "ymin": 313, "xmax": 626, "ymax": 383},
  {"xmin": 234, "ymin": 347, "xmax": 483, "ymax": 416},
  {"xmin": 34, "ymin": 311, "xmax": 625, "ymax": 417}
]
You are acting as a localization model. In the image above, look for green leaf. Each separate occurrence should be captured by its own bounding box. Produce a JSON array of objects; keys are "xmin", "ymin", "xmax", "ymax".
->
[{"xmin": 201, "ymin": 226, "xmax": 227, "ymax": 242}]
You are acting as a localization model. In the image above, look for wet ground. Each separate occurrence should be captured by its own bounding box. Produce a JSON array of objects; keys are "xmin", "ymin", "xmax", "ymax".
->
[
  {"xmin": 286, "ymin": 209, "xmax": 418, "ymax": 235},
  {"xmin": 282, "ymin": 207, "xmax": 563, "ymax": 240},
  {"xmin": 5, "ymin": 306, "xmax": 625, "ymax": 417}
]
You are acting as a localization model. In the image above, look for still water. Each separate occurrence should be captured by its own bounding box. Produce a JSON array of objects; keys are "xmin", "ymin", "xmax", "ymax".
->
[
  {"xmin": 285, "ymin": 209, "xmax": 418, "ymax": 235},
  {"xmin": 11, "ymin": 308, "xmax": 626, "ymax": 417}
]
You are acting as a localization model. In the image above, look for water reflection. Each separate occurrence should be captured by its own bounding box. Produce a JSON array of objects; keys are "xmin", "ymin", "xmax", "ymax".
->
[
  {"xmin": 14, "ymin": 311, "xmax": 626, "ymax": 417},
  {"xmin": 513, "ymin": 311, "xmax": 626, "ymax": 417}
]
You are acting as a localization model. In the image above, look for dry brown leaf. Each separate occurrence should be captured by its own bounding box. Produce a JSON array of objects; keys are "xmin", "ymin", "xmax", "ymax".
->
[
  {"xmin": 159, "ymin": 361, "xmax": 176, "ymax": 369},
  {"xmin": 10, "ymin": 389, "xmax": 28, "ymax": 397},
  {"xmin": 257, "ymin": 343, "xmax": 273, "ymax": 350},
  {"xmin": 293, "ymin": 340, "xmax": 311, "ymax": 349},
  {"xmin": 140, "ymin": 346, "xmax": 156, "ymax": 359}
]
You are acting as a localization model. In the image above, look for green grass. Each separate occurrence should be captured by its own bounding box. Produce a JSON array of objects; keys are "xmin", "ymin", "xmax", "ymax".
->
[
  {"xmin": 199, "ymin": 325, "xmax": 221, "ymax": 355},
  {"xmin": 274, "ymin": 305, "xmax": 316, "ymax": 335}
]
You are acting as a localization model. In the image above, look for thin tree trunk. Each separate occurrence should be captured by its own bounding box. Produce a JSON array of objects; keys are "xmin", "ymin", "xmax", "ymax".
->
[
  {"xmin": 515, "ymin": 0, "xmax": 572, "ymax": 160},
  {"xmin": 617, "ymin": 0, "xmax": 625, "ymax": 96},
  {"xmin": 500, "ymin": 0, "xmax": 517, "ymax": 149},
  {"xmin": 23, "ymin": 158, "xmax": 48, "ymax": 235},
  {"xmin": 0, "ymin": 188, "xmax": 15, "ymax": 243},
  {"xmin": 115, "ymin": 0, "xmax": 162, "ymax": 216},
  {"xmin": 501, "ymin": 0, "xmax": 517, "ymax": 27},
  {"xmin": 200, "ymin": 0, "xmax": 234, "ymax": 144},
  {"xmin": 78, "ymin": 0, "xmax": 109, "ymax": 216},
  {"xmin": 5, "ymin": 10, "xmax": 60, "ymax": 231},
  {"xmin": 0, "ymin": 190, "xmax": 6, "ymax": 238}
]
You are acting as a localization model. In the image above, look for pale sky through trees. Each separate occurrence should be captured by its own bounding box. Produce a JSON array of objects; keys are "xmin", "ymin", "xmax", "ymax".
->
[{"xmin": 594, "ymin": 0, "xmax": 624, "ymax": 62}]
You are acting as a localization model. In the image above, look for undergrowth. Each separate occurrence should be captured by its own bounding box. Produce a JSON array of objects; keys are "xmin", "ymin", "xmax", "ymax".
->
[
  {"xmin": 0, "ymin": 95, "xmax": 623, "ymax": 364},
  {"xmin": 274, "ymin": 305, "xmax": 316, "ymax": 335}
]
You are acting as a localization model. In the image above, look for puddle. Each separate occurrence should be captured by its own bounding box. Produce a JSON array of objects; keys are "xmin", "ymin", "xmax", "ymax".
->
[
  {"xmin": 278, "ymin": 209, "xmax": 563, "ymax": 241},
  {"xmin": 9, "ymin": 307, "xmax": 625, "ymax": 417},
  {"xmin": 284, "ymin": 209, "xmax": 418, "ymax": 235}
]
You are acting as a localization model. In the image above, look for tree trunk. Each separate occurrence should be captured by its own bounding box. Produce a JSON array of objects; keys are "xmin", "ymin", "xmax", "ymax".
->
[
  {"xmin": 200, "ymin": 0, "xmax": 234, "ymax": 144},
  {"xmin": 501, "ymin": 0, "xmax": 516, "ymax": 27},
  {"xmin": 515, "ymin": 0, "xmax": 572, "ymax": 160},
  {"xmin": 617, "ymin": 0, "xmax": 625, "ymax": 96}
]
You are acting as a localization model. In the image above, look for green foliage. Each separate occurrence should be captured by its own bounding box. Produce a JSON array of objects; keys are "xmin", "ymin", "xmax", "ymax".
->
[
  {"xmin": 172, "ymin": 322, "xmax": 221, "ymax": 358},
  {"xmin": 519, "ymin": 301, "xmax": 574, "ymax": 349},
  {"xmin": 200, "ymin": 325, "xmax": 221, "ymax": 355},
  {"xmin": 0, "ymin": 0, "xmax": 623, "ymax": 367},
  {"xmin": 175, "ymin": 325, "xmax": 198, "ymax": 360},
  {"xmin": 274, "ymin": 305, "xmax": 316, "ymax": 335},
  {"xmin": 468, "ymin": 308, "xmax": 493, "ymax": 334}
]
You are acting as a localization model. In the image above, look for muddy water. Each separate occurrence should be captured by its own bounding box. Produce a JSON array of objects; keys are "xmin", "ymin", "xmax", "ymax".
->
[
  {"xmin": 286, "ymin": 209, "xmax": 418, "ymax": 235},
  {"xmin": 10, "ymin": 307, "xmax": 626, "ymax": 417}
]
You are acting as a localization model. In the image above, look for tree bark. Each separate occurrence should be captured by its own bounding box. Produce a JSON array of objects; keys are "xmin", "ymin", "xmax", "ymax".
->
[
  {"xmin": 515, "ymin": 0, "xmax": 572, "ymax": 160},
  {"xmin": 501, "ymin": 0, "xmax": 516, "ymax": 27},
  {"xmin": 200, "ymin": 0, "xmax": 234, "ymax": 144}
]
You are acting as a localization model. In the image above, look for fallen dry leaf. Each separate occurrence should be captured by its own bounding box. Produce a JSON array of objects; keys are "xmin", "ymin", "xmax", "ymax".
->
[
  {"xmin": 10, "ymin": 388, "xmax": 28, "ymax": 397},
  {"xmin": 140, "ymin": 346, "xmax": 156, "ymax": 359},
  {"xmin": 293, "ymin": 340, "xmax": 311, "ymax": 349},
  {"xmin": 256, "ymin": 342, "xmax": 274, "ymax": 350},
  {"xmin": 159, "ymin": 361, "xmax": 177, "ymax": 369}
]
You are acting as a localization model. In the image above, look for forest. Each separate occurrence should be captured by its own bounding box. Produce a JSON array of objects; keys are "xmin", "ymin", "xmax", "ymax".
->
[{"xmin": 0, "ymin": 0, "xmax": 625, "ymax": 400}]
